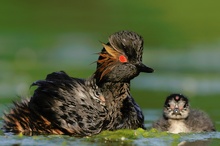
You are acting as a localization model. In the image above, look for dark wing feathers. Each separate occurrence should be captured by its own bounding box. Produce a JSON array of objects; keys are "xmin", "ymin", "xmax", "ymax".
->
[{"xmin": 29, "ymin": 71, "xmax": 106, "ymax": 136}]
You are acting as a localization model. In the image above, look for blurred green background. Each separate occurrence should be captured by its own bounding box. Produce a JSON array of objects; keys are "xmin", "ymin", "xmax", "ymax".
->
[{"xmin": 0, "ymin": 0, "xmax": 220, "ymax": 127}]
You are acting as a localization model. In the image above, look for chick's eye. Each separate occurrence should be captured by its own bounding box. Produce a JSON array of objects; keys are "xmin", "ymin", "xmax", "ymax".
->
[{"xmin": 184, "ymin": 104, "xmax": 188, "ymax": 108}]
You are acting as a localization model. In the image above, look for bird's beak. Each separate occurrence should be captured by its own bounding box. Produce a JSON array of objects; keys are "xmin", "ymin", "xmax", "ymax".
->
[{"xmin": 137, "ymin": 63, "xmax": 154, "ymax": 73}]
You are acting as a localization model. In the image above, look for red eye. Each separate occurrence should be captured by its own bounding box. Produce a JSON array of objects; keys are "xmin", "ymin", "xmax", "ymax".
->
[{"xmin": 119, "ymin": 55, "xmax": 127, "ymax": 63}]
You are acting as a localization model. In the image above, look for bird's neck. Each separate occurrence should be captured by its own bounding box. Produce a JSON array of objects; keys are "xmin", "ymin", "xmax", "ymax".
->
[
  {"xmin": 86, "ymin": 76, "xmax": 131, "ymax": 102},
  {"xmin": 98, "ymin": 81, "xmax": 130, "ymax": 105}
]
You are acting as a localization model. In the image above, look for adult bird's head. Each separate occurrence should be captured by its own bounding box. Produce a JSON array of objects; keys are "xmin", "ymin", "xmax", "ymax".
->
[{"xmin": 94, "ymin": 30, "xmax": 154, "ymax": 83}]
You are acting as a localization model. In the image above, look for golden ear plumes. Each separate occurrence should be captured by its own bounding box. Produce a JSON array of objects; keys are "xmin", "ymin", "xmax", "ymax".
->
[
  {"xmin": 95, "ymin": 43, "xmax": 123, "ymax": 81},
  {"xmin": 101, "ymin": 43, "xmax": 119, "ymax": 59}
]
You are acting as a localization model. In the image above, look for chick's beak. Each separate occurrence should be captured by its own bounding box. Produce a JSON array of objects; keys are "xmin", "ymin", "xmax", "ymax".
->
[
  {"xmin": 137, "ymin": 63, "xmax": 154, "ymax": 73},
  {"xmin": 173, "ymin": 108, "xmax": 180, "ymax": 115}
]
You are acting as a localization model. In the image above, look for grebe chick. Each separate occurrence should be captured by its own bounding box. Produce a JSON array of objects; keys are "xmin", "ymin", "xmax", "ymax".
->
[{"xmin": 153, "ymin": 93, "xmax": 215, "ymax": 133}]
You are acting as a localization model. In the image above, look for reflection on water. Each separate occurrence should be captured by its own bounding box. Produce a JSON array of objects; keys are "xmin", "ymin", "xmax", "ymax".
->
[
  {"xmin": 135, "ymin": 136, "xmax": 215, "ymax": 146},
  {"xmin": 178, "ymin": 140, "xmax": 211, "ymax": 146}
]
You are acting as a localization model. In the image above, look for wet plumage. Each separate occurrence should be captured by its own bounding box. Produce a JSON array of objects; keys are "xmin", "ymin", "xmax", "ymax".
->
[
  {"xmin": 2, "ymin": 30, "xmax": 154, "ymax": 136},
  {"xmin": 153, "ymin": 94, "xmax": 216, "ymax": 133}
]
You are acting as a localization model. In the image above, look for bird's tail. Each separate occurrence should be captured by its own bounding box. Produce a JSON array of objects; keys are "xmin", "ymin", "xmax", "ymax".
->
[
  {"xmin": 2, "ymin": 99, "xmax": 65, "ymax": 135},
  {"xmin": 2, "ymin": 99, "xmax": 33, "ymax": 135}
]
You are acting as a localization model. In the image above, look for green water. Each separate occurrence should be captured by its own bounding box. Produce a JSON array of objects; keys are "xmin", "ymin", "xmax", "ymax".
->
[{"xmin": 1, "ymin": 0, "xmax": 220, "ymax": 145}]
